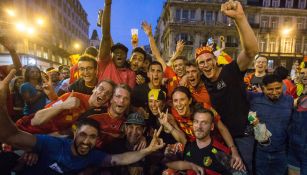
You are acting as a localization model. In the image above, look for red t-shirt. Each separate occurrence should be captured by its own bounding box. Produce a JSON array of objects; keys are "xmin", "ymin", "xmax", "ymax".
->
[
  {"xmin": 97, "ymin": 56, "xmax": 136, "ymax": 88},
  {"xmin": 188, "ymin": 83, "xmax": 211, "ymax": 106},
  {"xmin": 164, "ymin": 66, "xmax": 180, "ymax": 98},
  {"xmin": 16, "ymin": 92, "xmax": 90, "ymax": 134},
  {"xmin": 88, "ymin": 113, "xmax": 125, "ymax": 148}
]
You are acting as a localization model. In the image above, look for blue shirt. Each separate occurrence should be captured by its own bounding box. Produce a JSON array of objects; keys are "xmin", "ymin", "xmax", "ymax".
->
[
  {"xmin": 20, "ymin": 135, "xmax": 110, "ymax": 175},
  {"xmin": 20, "ymin": 82, "xmax": 47, "ymax": 115},
  {"xmin": 248, "ymin": 92, "xmax": 293, "ymax": 152}
]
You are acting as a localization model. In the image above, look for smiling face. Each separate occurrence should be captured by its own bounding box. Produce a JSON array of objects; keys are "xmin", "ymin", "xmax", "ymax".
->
[
  {"xmin": 125, "ymin": 124, "xmax": 145, "ymax": 146},
  {"xmin": 73, "ymin": 125, "xmax": 98, "ymax": 156},
  {"xmin": 112, "ymin": 48, "xmax": 127, "ymax": 68},
  {"xmin": 172, "ymin": 91, "xmax": 191, "ymax": 116},
  {"xmin": 89, "ymin": 81, "xmax": 114, "ymax": 107},
  {"xmin": 110, "ymin": 87, "xmax": 131, "ymax": 116},
  {"xmin": 262, "ymin": 81, "xmax": 283, "ymax": 101},
  {"xmin": 130, "ymin": 52, "xmax": 145, "ymax": 72},
  {"xmin": 197, "ymin": 53, "xmax": 219, "ymax": 81},
  {"xmin": 186, "ymin": 65, "xmax": 201, "ymax": 87},
  {"xmin": 172, "ymin": 58, "xmax": 186, "ymax": 78},
  {"xmin": 78, "ymin": 60, "xmax": 97, "ymax": 83},
  {"xmin": 254, "ymin": 57, "xmax": 268, "ymax": 74}
]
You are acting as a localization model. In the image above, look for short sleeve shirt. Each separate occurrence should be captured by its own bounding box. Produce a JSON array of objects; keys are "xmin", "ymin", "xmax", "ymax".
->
[
  {"xmin": 20, "ymin": 135, "xmax": 110, "ymax": 175},
  {"xmin": 68, "ymin": 78, "xmax": 95, "ymax": 95},
  {"xmin": 16, "ymin": 92, "xmax": 90, "ymax": 134},
  {"xmin": 88, "ymin": 113, "xmax": 125, "ymax": 148},
  {"xmin": 201, "ymin": 61, "xmax": 249, "ymax": 137},
  {"xmin": 97, "ymin": 56, "xmax": 136, "ymax": 88}
]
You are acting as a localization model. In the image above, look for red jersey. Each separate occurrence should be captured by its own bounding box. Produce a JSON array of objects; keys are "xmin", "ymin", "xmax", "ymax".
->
[
  {"xmin": 88, "ymin": 112, "xmax": 125, "ymax": 148},
  {"xmin": 97, "ymin": 55, "xmax": 136, "ymax": 88},
  {"xmin": 164, "ymin": 66, "xmax": 180, "ymax": 98},
  {"xmin": 16, "ymin": 92, "xmax": 90, "ymax": 134},
  {"xmin": 188, "ymin": 83, "xmax": 211, "ymax": 106}
]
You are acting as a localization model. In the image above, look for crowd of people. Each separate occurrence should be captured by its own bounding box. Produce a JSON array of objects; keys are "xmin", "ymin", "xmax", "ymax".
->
[{"xmin": 0, "ymin": 0, "xmax": 306, "ymax": 175}]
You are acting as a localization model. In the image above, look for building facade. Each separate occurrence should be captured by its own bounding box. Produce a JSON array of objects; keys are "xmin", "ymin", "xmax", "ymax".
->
[
  {"xmin": 155, "ymin": 0, "xmax": 307, "ymax": 70},
  {"xmin": 0, "ymin": 0, "xmax": 89, "ymax": 70}
]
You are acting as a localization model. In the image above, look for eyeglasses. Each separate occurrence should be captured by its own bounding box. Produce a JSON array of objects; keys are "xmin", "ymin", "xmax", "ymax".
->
[{"xmin": 78, "ymin": 67, "xmax": 95, "ymax": 72}]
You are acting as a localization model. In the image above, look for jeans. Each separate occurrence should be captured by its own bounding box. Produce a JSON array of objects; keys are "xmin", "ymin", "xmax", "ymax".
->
[
  {"xmin": 255, "ymin": 149, "xmax": 287, "ymax": 175},
  {"xmin": 234, "ymin": 136, "xmax": 255, "ymax": 175}
]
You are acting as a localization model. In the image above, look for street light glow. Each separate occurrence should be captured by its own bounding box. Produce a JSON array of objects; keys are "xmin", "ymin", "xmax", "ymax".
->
[
  {"xmin": 281, "ymin": 28, "xmax": 291, "ymax": 36},
  {"xmin": 16, "ymin": 22, "xmax": 26, "ymax": 32},
  {"xmin": 6, "ymin": 9, "xmax": 16, "ymax": 17},
  {"xmin": 74, "ymin": 43, "xmax": 81, "ymax": 50},
  {"xmin": 27, "ymin": 27, "xmax": 35, "ymax": 35},
  {"xmin": 36, "ymin": 18, "xmax": 44, "ymax": 26}
]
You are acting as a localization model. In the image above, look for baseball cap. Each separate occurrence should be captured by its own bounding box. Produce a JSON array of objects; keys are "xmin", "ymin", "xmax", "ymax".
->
[
  {"xmin": 111, "ymin": 43, "xmax": 128, "ymax": 53},
  {"xmin": 195, "ymin": 46, "xmax": 214, "ymax": 59},
  {"xmin": 125, "ymin": 112, "xmax": 146, "ymax": 126},
  {"xmin": 148, "ymin": 89, "xmax": 166, "ymax": 101}
]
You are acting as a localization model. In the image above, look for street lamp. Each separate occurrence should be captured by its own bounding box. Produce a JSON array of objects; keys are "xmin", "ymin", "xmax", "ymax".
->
[{"xmin": 5, "ymin": 9, "xmax": 16, "ymax": 17}]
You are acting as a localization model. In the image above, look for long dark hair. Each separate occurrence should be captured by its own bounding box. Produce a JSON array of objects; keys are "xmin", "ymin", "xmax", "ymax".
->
[
  {"xmin": 24, "ymin": 65, "xmax": 42, "ymax": 83},
  {"xmin": 172, "ymin": 86, "xmax": 200, "ymax": 114}
]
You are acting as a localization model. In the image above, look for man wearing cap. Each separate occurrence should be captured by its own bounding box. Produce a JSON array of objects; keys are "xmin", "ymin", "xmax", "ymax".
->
[
  {"xmin": 97, "ymin": 0, "xmax": 136, "ymax": 88},
  {"xmin": 103, "ymin": 112, "xmax": 148, "ymax": 175},
  {"xmin": 195, "ymin": 1, "xmax": 258, "ymax": 174}
]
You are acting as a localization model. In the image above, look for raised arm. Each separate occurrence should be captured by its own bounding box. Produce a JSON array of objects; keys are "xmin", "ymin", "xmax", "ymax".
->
[
  {"xmin": 0, "ymin": 69, "xmax": 36, "ymax": 151},
  {"xmin": 158, "ymin": 109, "xmax": 187, "ymax": 145},
  {"xmin": 141, "ymin": 21, "xmax": 167, "ymax": 70},
  {"xmin": 98, "ymin": 0, "xmax": 112, "ymax": 60},
  {"xmin": 167, "ymin": 40, "xmax": 185, "ymax": 66},
  {"xmin": 0, "ymin": 37, "xmax": 22, "ymax": 75},
  {"xmin": 221, "ymin": 0, "xmax": 258, "ymax": 71},
  {"xmin": 31, "ymin": 92, "xmax": 80, "ymax": 126},
  {"xmin": 109, "ymin": 127, "xmax": 165, "ymax": 166}
]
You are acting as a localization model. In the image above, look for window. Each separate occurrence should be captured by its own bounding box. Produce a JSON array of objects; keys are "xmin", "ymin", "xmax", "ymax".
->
[
  {"xmin": 182, "ymin": 9, "xmax": 188, "ymax": 20},
  {"xmin": 271, "ymin": 17, "xmax": 279, "ymax": 28},
  {"xmin": 260, "ymin": 41, "xmax": 266, "ymax": 52},
  {"xmin": 269, "ymin": 41, "xmax": 276, "ymax": 52},
  {"xmin": 295, "ymin": 42, "xmax": 301, "ymax": 53},
  {"xmin": 206, "ymin": 11, "xmax": 213, "ymax": 24},
  {"xmin": 201, "ymin": 10, "xmax": 205, "ymax": 21},
  {"xmin": 176, "ymin": 9, "xmax": 181, "ymax": 20},
  {"xmin": 261, "ymin": 18, "xmax": 269, "ymax": 28},
  {"xmin": 190, "ymin": 10, "xmax": 195, "ymax": 20},
  {"xmin": 283, "ymin": 38, "xmax": 292, "ymax": 53},
  {"xmin": 272, "ymin": 0, "xmax": 279, "ymax": 7},
  {"xmin": 299, "ymin": 0, "xmax": 306, "ymax": 8},
  {"xmin": 297, "ymin": 18, "xmax": 305, "ymax": 29},
  {"xmin": 284, "ymin": 17, "xmax": 292, "ymax": 26},
  {"xmin": 248, "ymin": 15, "xmax": 255, "ymax": 24},
  {"xmin": 285, "ymin": 0, "xmax": 293, "ymax": 8},
  {"xmin": 263, "ymin": 0, "xmax": 271, "ymax": 6}
]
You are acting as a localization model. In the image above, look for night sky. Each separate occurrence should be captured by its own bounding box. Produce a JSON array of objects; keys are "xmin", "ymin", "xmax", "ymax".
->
[{"xmin": 79, "ymin": 0, "xmax": 165, "ymax": 53}]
